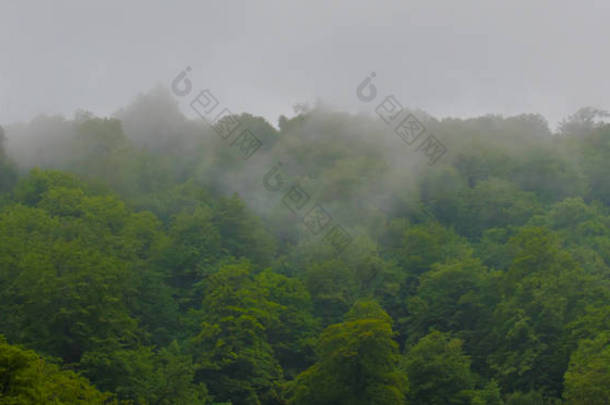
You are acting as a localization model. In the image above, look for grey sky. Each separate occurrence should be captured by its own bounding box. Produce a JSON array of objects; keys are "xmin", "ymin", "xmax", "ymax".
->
[{"xmin": 1, "ymin": 0, "xmax": 609, "ymax": 129}]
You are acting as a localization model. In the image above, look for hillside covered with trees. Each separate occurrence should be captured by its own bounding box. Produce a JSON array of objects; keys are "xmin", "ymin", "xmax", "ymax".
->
[{"xmin": 0, "ymin": 90, "xmax": 609, "ymax": 404}]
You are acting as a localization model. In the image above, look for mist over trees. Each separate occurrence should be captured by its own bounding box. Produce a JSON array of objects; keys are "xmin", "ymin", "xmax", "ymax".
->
[{"xmin": 0, "ymin": 88, "xmax": 609, "ymax": 404}]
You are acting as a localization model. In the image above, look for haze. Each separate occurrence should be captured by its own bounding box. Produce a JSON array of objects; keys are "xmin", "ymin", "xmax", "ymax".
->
[{"xmin": 1, "ymin": 0, "xmax": 609, "ymax": 128}]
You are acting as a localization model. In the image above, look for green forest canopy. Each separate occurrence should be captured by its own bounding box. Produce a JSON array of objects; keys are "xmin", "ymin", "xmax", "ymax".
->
[{"xmin": 0, "ymin": 91, "xmax": 609, "ymax": 404}]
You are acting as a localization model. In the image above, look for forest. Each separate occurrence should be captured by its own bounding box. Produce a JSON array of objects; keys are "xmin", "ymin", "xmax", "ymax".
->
[{"xmin": 0, "ymin": 88, "xmax": 609, "ymax": 404}]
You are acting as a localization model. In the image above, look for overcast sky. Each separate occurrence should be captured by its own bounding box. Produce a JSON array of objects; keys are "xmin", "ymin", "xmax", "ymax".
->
[{"xmin": 1, "ymin": 0, "xmax": 609, "ymax": 129}]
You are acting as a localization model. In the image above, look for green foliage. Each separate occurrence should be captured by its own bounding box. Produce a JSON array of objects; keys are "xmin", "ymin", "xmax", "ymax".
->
[
  {"xmin": 0, "ymin": 126, "xmax": 17, "ymax": 194},
  {"xmin": 563, "ymin": 332, "xmax": 610, "ymax": 405},
  {"xmin": 254, "ymin": 270, "xmax": 318, "ymax": 377},
  {"xmin": 403, "ymin": 330, "xmax": 475, "ymax": 405},
  {"xmin": 80, "ymin": 342, "xmax": 208, "ymax": 405},
  {"xmin": 504, "ymin": 390, "xmax": 547, "ymax": 405},
  {"xmin": 189, "ymin": 263, "xmax": 284, "ymax": 404},
  {"xmin": 470, "ymin": 380, "xmax": 504, "ymax": 405},
  {"xmin": 406, "ymin": 257, "xmax": 500, "ymax": 373},
  {"xmin": 457, "ymin": 178, "xmax": 541, "ymax": 238},
  {"xmin": 213, "ymin": 193, "xmax": 276, "ymax": 267},
  {"xmin": 0, "ymin": 335, "xmax": 114, "ymax": 404},
  {"xmin": 390, "ymin": 221, "xmax": 472, "ymax": 276},
  {"xmin": 2, "ymin": 106, "xmax": 610, "ymax": 404},
  {"xmin": 580, "ymin": 126, "xmax": 610, "ymax": 204},
  {"xmin": 288, "ymin": 300, "xmax": 407, "ymax": 405},
  {"xmin": 0, "ymin": 203, "xmax": 139, "ymax": 363},
  {"xmin": 162, "ymin": 205, "xmax": 222, "ymax": 309},
  {"xmin": 304, "ymin": 259, "xmax": 357, "ymax": 325}
]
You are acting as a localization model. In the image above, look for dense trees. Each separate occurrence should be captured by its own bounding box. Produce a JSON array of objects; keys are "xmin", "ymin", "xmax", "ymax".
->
[
  {"xmin": 0, "ymin": 336, "xmax": 114, "ymax": 404},
  {"xmin": 563, "ymin": 332, "xmax": 610, "ymax": 404},
  {"xmin": 288, "ymin": 301, "xmax": 407, "ymax": 405},
  {"xmin": 0, "ymin": 100, "xmax": 609, "ymax": 403},
  {"xmin": 403, "ymin": 331, "xmax": 476, "ymax": 404},
  {"xmin": 0, "ymin": 126, "xmax": 17, "ymax": 194}
]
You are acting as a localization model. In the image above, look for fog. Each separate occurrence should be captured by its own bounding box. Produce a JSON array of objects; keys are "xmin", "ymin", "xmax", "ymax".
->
[
  {"xmin": 1, "ymin": 0, "xmax": 609, "ymax": 230},
  {"xmin": 1, "ymin": 0, "xmax": 610, "ymax": 128},
  {"xmin": 2, "ymin": 4, "xmax": 610, "ymax": 402},
  {"xmin": 2, "ymin": 84, "xmax": 576, "ymax": 240}
]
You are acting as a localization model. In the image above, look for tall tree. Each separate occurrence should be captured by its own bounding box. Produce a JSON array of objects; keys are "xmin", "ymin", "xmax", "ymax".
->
[
  {"xmin": 403, "ymin": 331, "xmax": 475, "ymax": 405},
  {"xmin": 288, "ymin": 300, "xmax": 408, "ymax": 405},
  {"xmin": 563, "ymin": 332, "xmax": 610, "ymax": 405},
  {"xmin": 0, "ymin": 335, "xmax": 116, "ymax": 404}
]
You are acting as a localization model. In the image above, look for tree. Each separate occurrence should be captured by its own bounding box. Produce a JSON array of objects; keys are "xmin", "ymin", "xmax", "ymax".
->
[
  {"xmin": 403, "ymin": 331, "xmax": 475, "ymax": 405},
  {"xmin": 254, "ymin": 269, "xmax": 318, "ymax": 378},
  {"xmin": 162, "ymin": 205, "xmax": 222, "ymax": 309},
  {"xmin": 393, "ymin": 222, "xmax": 472, "ymax": 277},
  {"xmin": 288, "ymin": 300, "xmax": 408, "ymax": 405},
  {"xmin": 213, "ymin": 193, "xmax": 276, "ymax": 267},
  {"xmin": 406, "ymin": 257, "xmax": 499, "ymax": 373},
  {"xmin": 70, "ymin": 117, "xmax": 134, "ymax": 192},
  {"xmin": 578, "ymin": 125, "xmax": 610, "ymax": 205},
  {"xmin": 457, "ymin": 178, "xmax": 541, "ymax": 238},
  {"xmin": 563, "ymin": 332, "xmax": 610, "ymax": 405},
  {"xmin": 558, "ymin": 107, "xmax": 609, "ymax": 137},
  {"xmin": 80, "ymin": 342, "xmax": 208, "ymax": 405},
  {"xmin": 487, "ymin": 227, "xmax": 598, "ymax": 398},
  {"xmin": 189, "ymin": 263, "xmax": 283, "ymax": 404},
  {"xmin": 304, "ymin": 259, "xmax": 358, "ymax": 326},
  {"xmin": 470, "ymin": 380, "xmax": 504, "ymax": 405},
  {"xmin": 0, "ymin": 125, "xmax": 16, "ymax": 193},
  {"xmin": 0, "ymin": 335, "xmax": 115, "ymax": 404},
  {"xmin": 504, "ymin": 390, "xmax": 545, "ymax": 405},
  {"xmin": 0, "ymin": 204, "xmax": 139, "ymax": 364}
]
